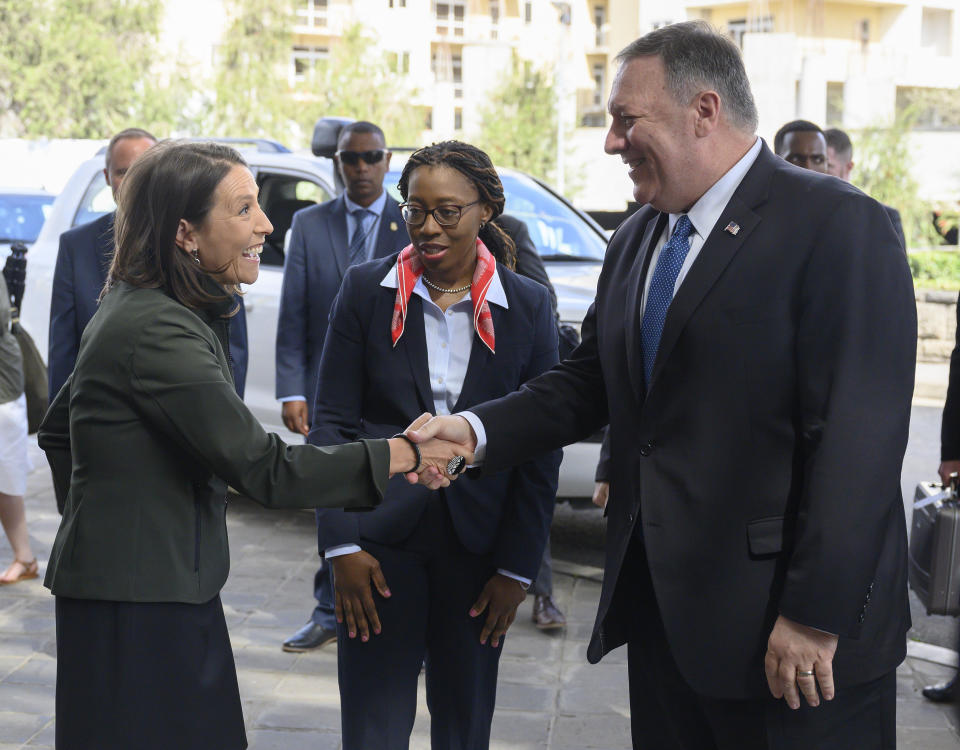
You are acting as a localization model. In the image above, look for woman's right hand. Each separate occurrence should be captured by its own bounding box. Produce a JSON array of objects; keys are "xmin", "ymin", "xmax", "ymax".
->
[{"xmin": 331, "ymin": 551, "xmax": 391, "ymax": 642}]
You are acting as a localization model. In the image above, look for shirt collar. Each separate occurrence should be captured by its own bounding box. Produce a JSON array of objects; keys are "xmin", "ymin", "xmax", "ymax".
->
[
  {"xmin": 344, "ymin": 189, "xmax": 387, "ymax": 218},
  {"xmin": 668, "ymin": 136, "xmax": 762, "ymax": 239},
  {"xmin": 379, "ymin": 261, "xmax": 510, "ymax": 309}
]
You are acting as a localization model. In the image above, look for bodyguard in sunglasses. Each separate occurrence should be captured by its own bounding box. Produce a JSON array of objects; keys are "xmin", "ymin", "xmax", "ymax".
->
[{"xmin": 277, "ymin": 121, "xmax": 409, "ymax": 654}]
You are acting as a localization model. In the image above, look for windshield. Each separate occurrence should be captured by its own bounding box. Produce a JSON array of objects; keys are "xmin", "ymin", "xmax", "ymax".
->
[
  {"xmin": 0, "ymin": 193, "xmax": 55, "ymax": 243},
  {"xmin": 386, "ymin": 170, "xmax": 606, "ymax": 262}
]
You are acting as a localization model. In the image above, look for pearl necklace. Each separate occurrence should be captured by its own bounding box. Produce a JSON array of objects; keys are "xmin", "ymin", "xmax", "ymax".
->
[{"xmin": 422, "ymin": 276, "xmax": 471, "ymax": 294}]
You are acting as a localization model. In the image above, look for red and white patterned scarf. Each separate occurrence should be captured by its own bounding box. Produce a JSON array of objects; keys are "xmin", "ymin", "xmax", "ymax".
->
[{"xmin": 391, "ymin": 239, "xmax": 497, "ymax": 353}]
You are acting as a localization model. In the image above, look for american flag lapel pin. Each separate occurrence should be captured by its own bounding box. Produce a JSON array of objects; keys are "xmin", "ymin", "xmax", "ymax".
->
[{"xmin": 724, "ymin": 221, "xmax": 740, "ymax": 236}]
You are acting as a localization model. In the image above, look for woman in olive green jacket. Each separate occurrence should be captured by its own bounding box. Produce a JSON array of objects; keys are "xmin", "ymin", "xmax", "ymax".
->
[{"xmin": 39, "ymin": 140, "xmax": 468, "ymax": 750}]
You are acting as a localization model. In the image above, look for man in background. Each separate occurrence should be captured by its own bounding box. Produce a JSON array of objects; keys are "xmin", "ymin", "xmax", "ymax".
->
[
  {"xmin": 277, "ymin": 120, "xmax": 408, "ymax": 653},
  {"xmin": 773, "ymin": 120, "xmax": 829, "ymax": 173},
  {"xmin": 824, "ymin": 127, "xmax": 906, "ymax": 251}
]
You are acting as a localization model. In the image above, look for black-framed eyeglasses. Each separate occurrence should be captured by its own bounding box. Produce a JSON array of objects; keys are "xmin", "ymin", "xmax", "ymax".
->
[
  {"xmin": 399, "ymin": 200, "xmax": 480, "ymax": 227},
  {"xmin": 336, "ymin": 149, "xmax": 388, "ymax": 166}
]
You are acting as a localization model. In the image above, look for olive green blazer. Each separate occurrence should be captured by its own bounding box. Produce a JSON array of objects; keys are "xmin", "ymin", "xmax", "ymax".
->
[{"xmin": 40, "ymin": 281, "xmax": 388, "ymax": 603}]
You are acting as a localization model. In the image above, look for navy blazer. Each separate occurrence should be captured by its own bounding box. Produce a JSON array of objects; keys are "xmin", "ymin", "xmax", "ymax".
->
[
  {"xmin": 470, "ymin": 144, "xmax": 916, "ymax": 698},
  {"xmin": 275, "ymin": 195, "xmax": 408, "ymax": 407},
  {"xmin": 310, "ymin": 256, "xmax": 561, "ymax": 579},
  {"xmin": 49, "ymin": 212, "xmax": 249, "ymax": 399}
]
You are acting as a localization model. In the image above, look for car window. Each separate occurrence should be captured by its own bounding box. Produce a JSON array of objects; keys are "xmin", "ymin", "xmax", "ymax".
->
[
  {"xmin": 0, "ymin": 193, "xmax": 55, "ymax": 243},
  {"xmin": 385, "ymin": 170, "xmax": 606, "ymax": 261},
  {"xmin": 255, "ymin": 171, "xmax": 332, "ymax": 267},
  {"xmin": 73, "ymin": 172, "xmax": 114, "ymax": 228}
]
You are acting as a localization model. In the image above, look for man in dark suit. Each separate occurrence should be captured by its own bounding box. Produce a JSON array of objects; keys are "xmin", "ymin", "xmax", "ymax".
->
[
  {"xmin": 824, "ymin": 127, "xmax": 907, "ymax": 251},
  {"xmin": 49, "ymin": 128, "xmax": 249, "ymax": 403},
  {"xmin": 277, "ymin": 120, "xmax": 409, "ymax": 652},
  {"xmin": 411, "ymin": 21, "xmax": 917, "ymax": 748}
]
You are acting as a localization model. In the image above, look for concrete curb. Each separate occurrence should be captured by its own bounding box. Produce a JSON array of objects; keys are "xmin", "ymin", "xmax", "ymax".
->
[{"xmin": 908, "ymin": 640, "xmax": 960, "ymax": 668}]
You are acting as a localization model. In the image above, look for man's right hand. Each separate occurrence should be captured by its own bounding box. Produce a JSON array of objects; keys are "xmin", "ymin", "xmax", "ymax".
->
[
  {"xmin": 282, "ymin": 400, "xmax": 310, "ymax": 436},
  {"xmin": 939, "ymin": 460, "xmax": 960, "ymax": 486},
  {"xmin": 331, "ymin": 551, "xmax": 391, "ymax": 642},
  {"xmin": 592, "ymin": 481, "xmax": 609, "ymax": 509}
]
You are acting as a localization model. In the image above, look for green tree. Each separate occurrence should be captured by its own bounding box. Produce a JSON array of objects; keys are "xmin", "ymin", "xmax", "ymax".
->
[
  {"xmin": 474, "ymin": 55, "xmax": 558, "ymax": 184},
  {"xmin": 854, "ymin": 114, "xmax": 943, "ymax": 250},
  {"xmin": 0, "ymin": 0, "xmax": 168, "ymax": 138},
  {"xmin": 300, "ymin": 24, "xmax": 422, "ymax": 146},
  {"xmin": 205, "ymin": 0, "xmax": 299, "ymax": 142}
]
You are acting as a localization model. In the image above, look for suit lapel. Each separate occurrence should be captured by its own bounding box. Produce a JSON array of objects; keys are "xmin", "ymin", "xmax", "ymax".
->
[
  {"xmin": 647, "ymin": 145, "xmax": 777, "ymax": 391},
  {"xmin": 326, "ymin": 197, "xmax": 351, "ymax": 277},
  {"xmin": 96, "ymin": 214, "xmax": 116, "ymax": 283},
  {"xmin": 397, "ymin": 297, "xmax": 435, "ymax": 412},
  {"xmin": 624, "ymin": 213, "xmax": 667, "ymax": 399},
  {"xmin": 374, "ymin": 199, "xmax": 409, "ymax": 259}
]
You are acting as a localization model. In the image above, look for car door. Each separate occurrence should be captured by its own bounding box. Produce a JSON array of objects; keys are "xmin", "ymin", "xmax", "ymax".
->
[{"xmin": 243, "ymin": 167, "xmax": 333, "ymax": 432}]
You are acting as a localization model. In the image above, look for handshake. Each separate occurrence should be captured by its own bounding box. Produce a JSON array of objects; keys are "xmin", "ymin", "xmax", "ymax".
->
[{"xmin": 386, "ymin": 413, "xmax": 479, "ymax": 490}]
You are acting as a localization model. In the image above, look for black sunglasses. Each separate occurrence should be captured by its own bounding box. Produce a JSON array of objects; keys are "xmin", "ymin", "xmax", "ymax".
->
[{"xmin": 336, "ymin": 149, "xmax": 387, "ymax": 166}]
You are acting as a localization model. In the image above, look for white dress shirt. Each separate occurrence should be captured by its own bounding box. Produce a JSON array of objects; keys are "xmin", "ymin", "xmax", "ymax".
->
[
  {"xmin": 326, "ymin": 265, "xmax": 531, "ymax": 587},
  {"xmin": 462, "ymin": 136, "xmax": 763, "ymax": 462}
]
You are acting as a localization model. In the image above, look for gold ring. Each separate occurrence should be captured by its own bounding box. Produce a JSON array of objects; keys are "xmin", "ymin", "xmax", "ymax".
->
[{"xmin": 797, "ymin": 670, "xmax": 815, "ymax": 677}]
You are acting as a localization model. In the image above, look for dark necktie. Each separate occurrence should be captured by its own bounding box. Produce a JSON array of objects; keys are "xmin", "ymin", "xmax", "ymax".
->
[
  {"xmin": 347, "ymin": 208, "xmax": 374, "ymax": 266},
  {"xmin": 640, "ymin": 214, "xmax": 694, "ymax": 386}
]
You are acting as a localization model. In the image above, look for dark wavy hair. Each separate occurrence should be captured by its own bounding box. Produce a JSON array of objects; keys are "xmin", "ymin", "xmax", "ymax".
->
[
  {"xmin": 108, "ymin": 140, "xmax": 246, "ymax": 310},
  {"xmin": 397, "ymin": 141, "xmax": 517, "ymax": 270}
]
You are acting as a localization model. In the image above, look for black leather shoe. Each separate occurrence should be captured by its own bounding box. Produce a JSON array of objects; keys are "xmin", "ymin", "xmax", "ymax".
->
[
  {"xmin": 922, "ymin": 675, "xmax": 958, "ymax": 703},
  {"xmin": 532, "ymin": 595, "xmax": 566, "ymax": 630},
  {"xmin": 281, "ymin": 621, "xmax": 338, "ymax": 653}
]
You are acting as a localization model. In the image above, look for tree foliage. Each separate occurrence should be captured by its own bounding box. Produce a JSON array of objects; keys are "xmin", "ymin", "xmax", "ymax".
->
[
  {"xmin": 203, "ymin": 0, "xmax": 300, "ymax": 143},
  {"xmin": 854, "ymin": 114, "xmax": 943, "ymax": 249},
  {"xmin": 474, "ymin": 54, "xmax": 558, "ymax": 184},
  {"xmin": 0, "ymin": 0, "xmax": 167, "ymax": 138},
  {"xmin": 296, "ymin": 24, "xmax": 422, "ymax": 147}
]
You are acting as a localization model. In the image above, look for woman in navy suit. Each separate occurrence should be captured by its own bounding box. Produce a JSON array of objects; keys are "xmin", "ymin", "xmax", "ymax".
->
[{"xmin": 311, "ymin": 142, "xmax": 561, "ymax": 750}]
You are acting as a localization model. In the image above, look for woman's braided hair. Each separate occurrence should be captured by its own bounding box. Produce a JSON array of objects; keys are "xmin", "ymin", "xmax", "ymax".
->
[{"xmin": 397, "ymin": 141, "xmax": 517, "ymax": 270}]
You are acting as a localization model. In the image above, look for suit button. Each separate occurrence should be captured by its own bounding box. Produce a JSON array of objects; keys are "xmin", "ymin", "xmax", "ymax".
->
[
  {"xmin": 639, "ymin": 443, "xmax": 654, "ymax": 457},
  {"xmin": 627, "ymin": 512, "xmax": 635, "ymax": 523},
  {"xmin": 858, "ymin": 612, "xmax": 865, "ymax": 624}
]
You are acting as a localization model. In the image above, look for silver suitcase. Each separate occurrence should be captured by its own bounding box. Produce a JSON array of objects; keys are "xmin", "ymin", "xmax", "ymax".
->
[{"xmin": 909, "ymin": 478, "xmax": 960, "ymax": 616}]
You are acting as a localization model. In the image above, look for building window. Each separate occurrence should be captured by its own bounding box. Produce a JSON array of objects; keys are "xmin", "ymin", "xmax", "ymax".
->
[
  {"xmin": 436, "ymin": 2, "xmax": 466, "ymax": 36},
  {"xmin": 826, "ymin": 82, "xmax": 844, "ymax": 126},
  {"xmin": 490, "ymin": 0, "xmax": 499, "ymax": 39},
  {"xmin": 425, "ymin": 109, "xmax": 433, "ymax": 130},
  {"xmin": 455, "ymin": 108, "xmax": 463, "ymax": 130},
  {"xmin": 921, "ymin": 8, "xmax": 953, "ymax": 56},
  {"xmin": 581, "ymin": 112, "xmax": 605, "ymax": 127},
  {"xmin": 386, "ymin": 51, "xmax": 410, "ymax": 74},
  {"xmin": 727, "ymin": 15, "xmax": 773, "ymax": 48},
  {"xmin": 452, "ymin": 53, "xmax": 463, "ymax": 98},
  {"xmin": 524, "ymin": 1, "xmax": 532, "ymax": 23},
  {"xmin": 594, "ymin": 5, "xmax": 606, "ymax": 46},
  {"xmin": 292, "ymin": 46, "xmax": 329, "ymax": 83},
  {"xmin": 592, "ymin": 62, "xmax": 605, "ymax": 107},
  {"xmin": 388, "ymin": 0, "xmax": 407, "ymax": 6},
  {"xmin": 296, "ymin": 0, "xmax": 328, "ymax": 27}
]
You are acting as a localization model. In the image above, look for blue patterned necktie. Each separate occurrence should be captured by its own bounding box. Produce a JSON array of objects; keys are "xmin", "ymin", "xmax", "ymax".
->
[
  {"xmin": 640, "ymin": 214, "xmax": 694, "ymax": 386},
  {"xmin": 347, "ymin": 208, "xmax": 374, "ymax": 266}
]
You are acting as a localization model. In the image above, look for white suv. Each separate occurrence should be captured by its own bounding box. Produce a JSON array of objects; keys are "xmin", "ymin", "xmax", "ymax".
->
[{"xmin": 21, "ymin": 134, "xmax": 607, "ymax": 499}]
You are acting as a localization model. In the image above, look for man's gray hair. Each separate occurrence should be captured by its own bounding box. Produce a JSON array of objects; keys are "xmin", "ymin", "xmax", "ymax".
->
[{"xmin": 616, "ymin": 20, "xmax": 758, "ymax": 133}]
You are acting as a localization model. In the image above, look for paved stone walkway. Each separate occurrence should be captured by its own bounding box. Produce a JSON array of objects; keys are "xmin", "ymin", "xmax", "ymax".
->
[{"xmin": 2, "ymin": 440, "xmax": 959, "ymax": 749}]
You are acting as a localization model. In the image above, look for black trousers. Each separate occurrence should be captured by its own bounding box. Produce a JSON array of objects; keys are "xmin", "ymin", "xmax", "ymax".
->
[
  {"xmin": 620, "ymin": 539, "xmax": 897, "ymax": 750},
  {"xmin": 336, "ymin": 498, "xmax": 504, "ymax": 750}
]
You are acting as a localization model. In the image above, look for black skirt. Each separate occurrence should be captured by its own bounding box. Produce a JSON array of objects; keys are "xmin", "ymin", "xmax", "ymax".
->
[{"xmin": 55, "ymin": 594, "xmax": 246, "ymax": 750}]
